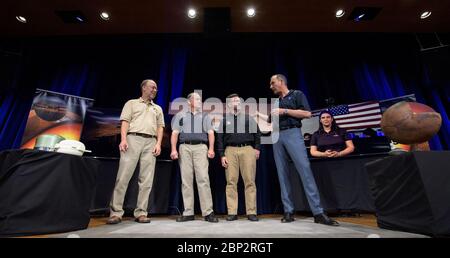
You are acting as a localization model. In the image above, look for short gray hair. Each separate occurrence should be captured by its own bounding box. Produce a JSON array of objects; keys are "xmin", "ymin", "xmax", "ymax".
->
[{"xmin": 187, "ymin": 92, "xmax": 201, "ymax": 100}]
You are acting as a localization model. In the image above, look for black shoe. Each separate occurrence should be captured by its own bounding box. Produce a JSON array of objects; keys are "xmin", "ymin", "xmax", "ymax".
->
[
  {"xmin": 226, "ymin": 215, "xmax": 238, "ymax": 221},
  {"xmin": 204, "ymin": 213, "xmax": 219, "ymax": 223},
  {"xmin": 176, "ymin": 215, "xmax": 195, "ymax": 222},
  {"xmin": 281, "ymin": 213, "xmax": 295, "ymax": 223},
  {"xmin": 247, "ymin": 214, "xmax": 259, "ymax": 222},
  {"xmin": 314, "ymin": 213, "xmax": 340, "ymax": 226}
]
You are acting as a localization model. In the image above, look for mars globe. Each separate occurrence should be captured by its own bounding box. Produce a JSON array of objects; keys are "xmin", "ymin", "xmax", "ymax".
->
[{"xmin": 381, "ymin": 101, "xmax": 442, "ymax": 144}]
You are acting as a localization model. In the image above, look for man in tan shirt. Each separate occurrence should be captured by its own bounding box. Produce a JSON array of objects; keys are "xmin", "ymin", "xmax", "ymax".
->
[{"xmin": 107, "ymin": 79, "xmax": 165, "ymax": 224}]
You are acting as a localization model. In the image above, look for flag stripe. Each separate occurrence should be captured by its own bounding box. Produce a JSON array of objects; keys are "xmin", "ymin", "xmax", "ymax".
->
[
  {"xmin": 335, "ymin": 112, "xmax": 382, "ymax": 120},
  {"xmin": 335, "ymin": 115, "xmax": 382, "ymax": 123},
  {"xmin": 334, "ymin": 109, "xmax": 380, "ymax": 119},
  {"xmin": 340, "ymin": 107, "xmax": 381, "ymax": 116}
]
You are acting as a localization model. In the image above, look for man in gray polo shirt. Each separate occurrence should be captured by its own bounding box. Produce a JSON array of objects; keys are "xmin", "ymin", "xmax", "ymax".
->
[{"xmin": 170, "ymin": 92, "xmax": 218, "ymax": 223}]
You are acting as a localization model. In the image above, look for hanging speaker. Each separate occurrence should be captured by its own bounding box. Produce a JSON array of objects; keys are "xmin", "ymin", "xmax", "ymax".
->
[{"xmin": 203, "ymin": 7, "xmax": 231, "ymax": 34}]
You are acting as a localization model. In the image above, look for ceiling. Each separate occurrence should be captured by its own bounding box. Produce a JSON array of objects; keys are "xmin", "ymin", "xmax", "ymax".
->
[{"xmin": 1, "ymin": 0, "xmax": 450, "ymax": 36}]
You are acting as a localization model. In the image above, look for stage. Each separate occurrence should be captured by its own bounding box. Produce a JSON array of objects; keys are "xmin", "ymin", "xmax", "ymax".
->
[
  {"xmin": 2, "ymin": 149, "xmax": 449, "ymax": 238},
  {"xmin": 50, "ymin": 215, "xmax": 426, "ymax": 238}
]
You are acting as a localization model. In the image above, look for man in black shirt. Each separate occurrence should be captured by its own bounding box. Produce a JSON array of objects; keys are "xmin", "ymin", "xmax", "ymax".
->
[
  {"xmin": 260, "ymin": 74, "xmax": 339, "ymax": 226},
  {"xmin": 217, "ymin": 94, "xmax": 261, "ymax": 222}
]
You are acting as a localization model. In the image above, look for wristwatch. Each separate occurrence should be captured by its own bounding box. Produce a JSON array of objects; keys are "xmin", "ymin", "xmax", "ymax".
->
[{"xmin": 283, "ymin": 109, "xmax": 288, "ymax": 115}]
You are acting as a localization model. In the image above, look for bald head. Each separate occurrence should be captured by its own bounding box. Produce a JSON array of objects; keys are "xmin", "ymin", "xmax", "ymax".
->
[
  {"xmin": 270, "ymin": 74, "xmax": 288, "ymax": 96},
  {"xmin": 140, "ymin": 79, "xmax": 157, "ymax": 100},
  {"xmin": 272, "ymin": 74, "xmax": 287, "ymax": 85},
  {"xmin": 141, "ymin": 79, "xmax": 156, "ymax": 89}
]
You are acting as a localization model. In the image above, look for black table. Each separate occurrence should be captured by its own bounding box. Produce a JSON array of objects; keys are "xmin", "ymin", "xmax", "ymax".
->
[
  {"xmin": 290, "ymin": 153, "xmax": 388, "ymax": 213},
  {"xmin": 89, "ymin": 151, "xmax": 386, "ymax": 216},
  {"xmin": 0, "ymin": 149, "xmax": 99, "ymax": 237},
  {"xmin": 366, "ymin": 151, "xmax": 450, "ymax": 236},
  {"xmin": 89, "ymin": 157, "xmax": 174, "ymax": 215},
  {"xmin": 0, "ymin": 148, "xmax": 390, "ymax": 237}
]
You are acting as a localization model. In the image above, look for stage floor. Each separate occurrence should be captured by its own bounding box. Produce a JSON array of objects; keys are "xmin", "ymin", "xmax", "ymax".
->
[{"xmin": 50, "ymin": 215, "xmax": 427, "ymax": 238}]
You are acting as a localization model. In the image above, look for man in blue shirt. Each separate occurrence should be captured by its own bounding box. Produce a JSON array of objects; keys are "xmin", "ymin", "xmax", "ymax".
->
[{"xmin": 261, "ymin": 74, "xmax": 339, "ymax": 226}]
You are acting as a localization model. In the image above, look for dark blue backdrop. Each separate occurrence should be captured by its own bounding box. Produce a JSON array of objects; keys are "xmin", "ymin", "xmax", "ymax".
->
[
  {"xmin": 2, "ymin": 33, "xmax": 448, "ymax": 150},
  {"xmin": 1, "ymin": 33, "xmax": 449, "ymax": 214}
]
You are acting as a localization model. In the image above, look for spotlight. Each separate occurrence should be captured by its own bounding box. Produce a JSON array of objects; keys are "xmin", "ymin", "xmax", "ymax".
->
[
  {"xmin": 16, "ymin": 16, "xmax": 27, "ymax": 23},
  {"xmin": 100, "ymin": 12, "xmax": 110, "ymax": 20},
  {"xmin": 335, "ymin": 9, "xmax": 345, "ymax": 18},
  {"xmin": 187, "ymin": 8, "xmax": 197, "ymax": 18},
  {"xmin": 247, "ymin": 8, "xmax": 256, "ymax": 17},
  {"xmin": 420, "ymin": 11, "xmax": 431, "ymax": 19}
]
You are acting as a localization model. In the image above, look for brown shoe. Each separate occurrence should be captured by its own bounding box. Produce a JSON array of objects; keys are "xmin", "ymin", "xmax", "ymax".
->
[
  {"xmin": 106, "ymin": 216, "xmax": 122, "ymax": 225},
  {"xmin": 135, "ymin": 215, "xmax": 151, "ymax": 223}
]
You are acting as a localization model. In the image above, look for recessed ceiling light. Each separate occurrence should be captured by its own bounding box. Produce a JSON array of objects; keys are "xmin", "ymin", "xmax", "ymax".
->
[
  {"xmin": 420, "ymin": 11, "xmax": 431, "ymax": 19},
  {"xmin": 55, "ymin": 10, "xmax": 87, "ymax": 23},
  {"xmin": 247, "ymin": 8, "xmax": 256, "ymax": 17},
  {"xmin": 100, "ymin": 12, "xmax": 110, "ymax": 20},
  {"xmin": 188, "ymin": 8, "xmax": 197, "ymax": 19},
  {"xmin": 336, "ymin": 9, "xmax": 345, "ymax": 18},
  {"xmin": 16, "ymin": 16, "xmax": 27, "ymax": 23},
  {"xmin": 348, "ymin": 7, "xmax": 382, "ymax": 22}
]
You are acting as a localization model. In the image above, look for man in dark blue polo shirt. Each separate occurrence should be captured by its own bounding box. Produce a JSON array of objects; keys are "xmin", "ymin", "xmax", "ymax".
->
[{"xmin": 265, "ymin": 74, "xmax": 339, "ymax": 226}]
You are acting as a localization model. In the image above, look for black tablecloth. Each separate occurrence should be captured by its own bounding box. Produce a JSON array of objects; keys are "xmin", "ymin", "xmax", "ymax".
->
[
  {"xmin": 290, "ymin": 154, "xmax": 387, "ymax": 213},
  {"xmin": 366, "ymin": 151, "xmax": 450, "ymax": 236},
  {"xmin": 89, "ymin": 157, "xmax": 174, "ymax": 214},
  {"xmin": 90, "ymin": 154, "xmax": 383, "ymax": 216},
  {"xmin": 0, "ymin": 149, "xmax": 99, "ymax": 237},
  {"xmin": 0, "ymin": 149, "xmax": 384, "ymax": 237}
]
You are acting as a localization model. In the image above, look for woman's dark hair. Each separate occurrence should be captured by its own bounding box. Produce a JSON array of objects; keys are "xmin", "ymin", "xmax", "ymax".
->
[{"xmin": 318, "ymin": 110, "xmax": 340, "ymax": 134}]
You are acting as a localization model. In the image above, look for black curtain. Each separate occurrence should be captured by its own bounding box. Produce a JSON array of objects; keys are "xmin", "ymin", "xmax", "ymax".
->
[
  {"xmin": 1, "ymin": 33, "xmax": 449, "ymax": 215},
  {"xmin": 1, "ymin": 33, "xmax": 448, "ymax": 151}
]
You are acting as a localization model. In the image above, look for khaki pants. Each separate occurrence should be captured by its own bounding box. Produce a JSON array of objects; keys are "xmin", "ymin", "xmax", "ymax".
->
[
  {"xmin": 179, "ymin": 143, "xmax": 213, "ymax": 216},
  {"xmin": 110, "ymin": 135, "xmax": 157, "ymax": 218},
  {"xmin": 225, "ymin": 146, "xmax": 257, "ymax": 215}
]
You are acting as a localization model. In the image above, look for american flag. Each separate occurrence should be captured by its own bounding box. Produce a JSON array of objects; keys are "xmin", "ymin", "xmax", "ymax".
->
[{"xmin": 313, "ymin": 101, "xmax": 382, "ymax": 132}]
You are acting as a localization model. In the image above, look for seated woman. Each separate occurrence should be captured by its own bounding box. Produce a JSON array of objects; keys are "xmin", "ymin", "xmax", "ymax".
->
[{"xmin": 310, "ymin": 111, "xmax": 354, "ymax": 158}]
